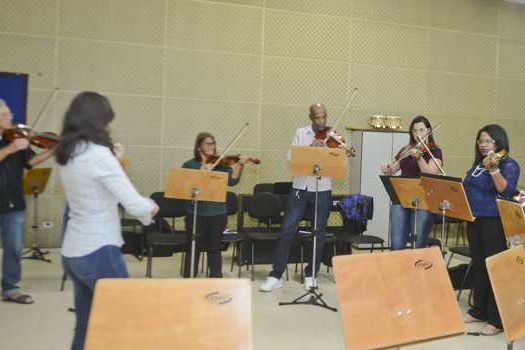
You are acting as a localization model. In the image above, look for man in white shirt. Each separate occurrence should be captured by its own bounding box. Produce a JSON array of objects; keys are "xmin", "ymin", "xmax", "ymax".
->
[{"xmin": 260, "ymin": 103, "xmax": 333, "ymax": 292}]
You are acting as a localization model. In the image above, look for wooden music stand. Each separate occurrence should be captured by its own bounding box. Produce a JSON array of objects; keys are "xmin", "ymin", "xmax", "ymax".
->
[
  {"xmin": 22, "ymin": 167, "xmax": 52, "ymax": 263},
  {"xmin": 290, "ymin": 146, "xmax": 347, "ymax": 179},
  {"xmin": 381, "ymin": 175, "xmax": 429, "ymax": 249},
  {"xmin": 280, "ymin": 146, "xmax": 346, "ymax": 312},
  {"xmin": 420, "ymin": 174, "xmax": 475, "ymax": 251},
  {"xmin": 85, "ymin": 279, "xmax": 252, "ymax": 350},
  {"xmin": 165, "ymin": 168, "xmax": 228, "ymax": 277},
  {"xmin": 333, "ymin": 247, "xmax": 465, "ymax": 350},
  {"xmin": 497, "ymin": 198, "xmax": 525, "ymax": 248},
  {"xmin": 486, "ymin": 245, "xmax": 525, "ymax": 350},
  {"xmin": 165, "ymin": 168, "xmax": 228, "ymax": 203}
]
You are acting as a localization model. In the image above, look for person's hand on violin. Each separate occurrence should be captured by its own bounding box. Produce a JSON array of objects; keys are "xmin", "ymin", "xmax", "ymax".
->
[
  {"xmin": 310, "ymin": 139, "xmax": 325, "ymax": 147},
  {"xmin": 381, "ymin": 161, "xmax": 399, "ymax": 175},
  {"xmin": 482, "ymin": 151, "xmax": 499, "ymax": 172},
  {"xmin": 112, "ymin": 143, "xmax": 125, "ymax": 160},
  {"xmin": 410, "ymin": 147, "xmax": 423, "ymax": 160},
  {"xmin": 7, "ymin": 138, "xmax": 30, "ymax": 154}
]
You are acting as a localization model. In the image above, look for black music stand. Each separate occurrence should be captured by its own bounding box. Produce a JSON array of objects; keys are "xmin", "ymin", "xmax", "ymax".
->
[{"xmin": 22, "ymin": 168, "xmax": 52, "ymax": 263}]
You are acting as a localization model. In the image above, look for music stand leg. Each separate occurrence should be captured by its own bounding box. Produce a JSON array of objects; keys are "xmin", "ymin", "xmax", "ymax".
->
[
  {"xmin": 22, "ymin": 191, "xmax": 51, "ymax": 263},
  {"xmin": 189, "ymin": 187, "xmax": 199, "ymax": 278},
  {"xmin": 439, "ymin": 200, "xmax": 450, "ymax": 254},
  {"xmin": 411, "ymin": 198, "xmax": 420, "ymax": 249},
  {"xmin": 279, "ymin": 165, "xmax": 337, "ymax": 312},
  {"xmin": 507, "ymin": 341, "xmax": 513, "ymax": 350}
]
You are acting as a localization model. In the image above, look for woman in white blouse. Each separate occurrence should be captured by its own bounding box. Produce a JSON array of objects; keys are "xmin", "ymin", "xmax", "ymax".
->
[{"xmin": 55, "ymin": 92, "xmax": 158, "ymax": 350}]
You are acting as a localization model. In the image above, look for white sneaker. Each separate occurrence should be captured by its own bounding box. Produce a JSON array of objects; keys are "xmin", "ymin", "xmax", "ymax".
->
[
  {"xmin": 303, "ymin": 276, "xmax": 316, "ymax": 291},
  {"xmin": 259, "ymin": 277, "xmax": 283, "ymax": 292}
]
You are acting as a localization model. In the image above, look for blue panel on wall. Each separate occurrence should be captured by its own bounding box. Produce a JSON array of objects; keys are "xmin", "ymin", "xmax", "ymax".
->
[{"xmin": 0, "ymin": 72, "xmax": 29, "ymax": 125}]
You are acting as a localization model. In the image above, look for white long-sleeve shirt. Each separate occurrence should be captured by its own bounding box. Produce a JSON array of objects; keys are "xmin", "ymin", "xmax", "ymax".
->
[
  {"xmin": 289, "ymin": 126, "xmax": 332, "ymax": 192},
  {"xmin": 60, "ymin": 143, "xmax": 155, "ymax": 257}
]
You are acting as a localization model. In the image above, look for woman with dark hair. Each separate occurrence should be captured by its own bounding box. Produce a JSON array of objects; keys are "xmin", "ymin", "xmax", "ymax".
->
[
  {"xmin": 463, "ymin": 124, "xmax": 519, "ymax": 335},
  {"xmin": 56, "ymin": 92, "xmax": 158, "ymax": 350},
  {"xmin": 182, "ymin": 132, "xmax": 245, "ymax": 277},
  {"xmin": 381, "ymin": 116, "xmax": 443, "ymax": 250}
]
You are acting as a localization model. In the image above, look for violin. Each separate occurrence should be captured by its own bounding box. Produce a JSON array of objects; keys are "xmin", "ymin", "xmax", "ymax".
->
[
  {"xmin": 483, "ymin": 149, "xmax": 507, "ymax": 169},
  {"xmin": 314, "ymin": 127, "xmax": 356, "ymax": 157},
  {"xmin": 414, "ymin": 141, "xmax": 435, "ymax": 156},
  {"xmin": 3, "ymin": 124, "xmax": 59, "ymax": 149},
  {"xmin": 205, "ymin": 154, "xmax": 260, "ymax": 167}
]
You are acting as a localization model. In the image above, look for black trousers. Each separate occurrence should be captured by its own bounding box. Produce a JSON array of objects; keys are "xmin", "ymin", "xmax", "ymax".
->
[
  {"xmin": 184, "ymin": 214, "xmax": 227, "ymax": 278},
  {"xmin": 466, "ymin": 217, "xmax": 507, "ymax": 328}
]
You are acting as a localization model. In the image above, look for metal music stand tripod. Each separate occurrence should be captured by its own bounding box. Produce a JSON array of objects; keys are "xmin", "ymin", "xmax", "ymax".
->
[
  {"xmin": 22, "ymin": 167, "xmax": 52, "ymax": 263},
  {"xmin": 165, "ymin": 167, "xmax": 228, "ymax": 278},
  {"xmin": 279, "ymin": 146, "xmax": 347, "ymax": 312}
]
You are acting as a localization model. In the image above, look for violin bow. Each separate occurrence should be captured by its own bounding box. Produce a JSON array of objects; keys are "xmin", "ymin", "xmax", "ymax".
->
[
  {"xmin": 323, "ymin": 87, "xmax": 358, "ymax": 143},
  {"xmin": 31, "ymin": 87, "xmax": 59, "ymax": 129},
  {"xmin": 415, "ymin": 134, "xmax": 446, "ymax": 175},
  {"xmin": 210, "ymin": 122, "xmax": 250, "ymax": 170}
]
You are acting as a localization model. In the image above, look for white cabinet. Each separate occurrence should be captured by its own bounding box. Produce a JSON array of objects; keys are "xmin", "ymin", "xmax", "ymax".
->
[{"xmin": 348, "ymin": 129, "xmax": 408, "ymax": 243}]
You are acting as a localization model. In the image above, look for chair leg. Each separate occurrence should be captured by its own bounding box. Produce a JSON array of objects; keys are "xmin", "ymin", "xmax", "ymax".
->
[
  {"xmin": 381, "ymin": 243, "xmax": 384, "ymax": 252},
  {"xmin": 251, "ymin": 242, "xmax": 255, "ymax": 281},
  {"xmin": 60, "ymin": 271, "xmax": 67, "ymax": 292},
  {"xmin": 370, "ymin": 243, "xmax": 374, "ymax": 253},
  {"xmin": 457, "ymin": 262, "xmax": 473, "ymax": 301},
  {"xmin": 230, "ymin": 242, "xmax": 236, "ymax": 272},
  {"xmin": 180, "ymin": 252, "xmax": 185, "ymax": 277},
  {"xmin": 146, "ymin": 245, "xmax": 153, "ymax": 278},
  {"xmin": 285, "ymin": 266, "xmax": 289, "ymax": 281},
  {"xmin": 446, "ymin": 252, "xmax": 456, "ymax": 267},
  {"xmin": 300, "ymin": 244, "xmax": 304, "ymax": 282},
  {"xmin": 201, "ymin": 253, "xmax": 205, "ymax": 274},
  {"xmin": 237, "ymin": 242, "xmax": 242, "ymax": 278}
]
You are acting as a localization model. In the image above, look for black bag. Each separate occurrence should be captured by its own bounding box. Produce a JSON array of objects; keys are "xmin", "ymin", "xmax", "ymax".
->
[{"xmin": 448, "ymin": 263, "xmax": 473, "ymax": 290}]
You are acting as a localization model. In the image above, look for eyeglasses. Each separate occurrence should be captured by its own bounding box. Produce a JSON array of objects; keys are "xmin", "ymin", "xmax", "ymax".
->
[
  {"xmin": 202, "ymin": 141, "xmax": 216, "ymax": 146},
  {"xmin": 0, "ymin": 112, "xmax": 13, "ymax": 119},
  {"xmin": 477, "ymin": 139, "xmax": 496, "ymax": 145},
  {"xmin": 411, "ymin": 127, "xmax": 427, "ymax": 133}
]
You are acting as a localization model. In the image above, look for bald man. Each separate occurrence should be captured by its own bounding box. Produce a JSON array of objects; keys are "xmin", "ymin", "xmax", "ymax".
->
[
  {"xmin": 260, "ymin": 103, "xmax": 333, "ymax": 292},
  {"xmin": 0, "ymin": 100, "xmax": 54, "ymax": 304}
]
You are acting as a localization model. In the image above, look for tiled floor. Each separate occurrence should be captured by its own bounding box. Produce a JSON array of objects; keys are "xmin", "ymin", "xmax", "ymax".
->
[{"xmin": 0, "ymin": 249, "xmax": 523, "ymax": 350}]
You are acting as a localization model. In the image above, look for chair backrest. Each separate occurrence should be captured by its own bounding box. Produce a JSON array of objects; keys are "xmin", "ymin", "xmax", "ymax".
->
[
  {"xmin": 226, "ymin": 191, "xmax": 238, "ymax": 216},
  {"xmin": 273, "ymin": 181, "xmax": 292, "ymax": 195},
  {"xmin": 253, "ymin": 183, "xmax": 274, "ymax": 194},
  {"xmin": 150, "ymin": 192, "xmax": 186, "ymax": 218},
  {"xmin": 247, "ymin": 192, "xmax": 282, "ymax": 220}
]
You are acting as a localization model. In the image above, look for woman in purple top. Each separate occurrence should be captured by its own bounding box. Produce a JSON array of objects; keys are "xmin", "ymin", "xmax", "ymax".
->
[
  {"xmin": 381, "ymin": 116, "xmax": 443, "ymax": 250},
  {"xmin": 463, "ymin": 124, "xmax": 519, "ymax": 335}
]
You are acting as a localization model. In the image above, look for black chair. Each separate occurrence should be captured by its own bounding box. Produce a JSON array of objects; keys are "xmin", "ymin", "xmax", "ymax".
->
[
  {"xmin": 240, "ymin": 193, "xmax": 289, "ymax": 281},
  {"xmin": 221, "ymin": 191, "xmax": 245, "ymax": 277},
  {"xmin": 145, "ymin": 192, "xmax": 188, "ymax": 277},
  {"xmin": 253, "ymin": 183, "xmax": 274, "ymax": 194},
  {"xmin": 446, "ymin": 246, "xmax": 473, "ymax": 303}
]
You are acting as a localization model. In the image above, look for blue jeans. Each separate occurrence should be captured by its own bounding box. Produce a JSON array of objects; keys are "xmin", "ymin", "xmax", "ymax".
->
[
  {"xmin": 62, "ymin": 245, "xmax": 129, "ymax": 350},
  {"xmin": 270, "ymin": 190, "xmax": 332, "ymax": 279},
  {"xmin": 390, "ymin": 204, "xmax": 434, "ymax": 250},
  {"xmin": 0, "ymin": 210, "xmax": 25, "ymax": 298}
]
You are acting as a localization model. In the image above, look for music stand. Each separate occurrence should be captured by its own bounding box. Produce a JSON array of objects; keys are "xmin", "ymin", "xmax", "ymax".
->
[
  {"xmin": 420, "ymin": 174, "xmax": 475, "ymax": 252},
  {"xmin": 333, "ymin": 247, "xmax": 465, "ymax": 349},
  {"xmin": 497, "ymin": 198, "xmax": 525, "ymax": 248},
  {"xmin": 380, "ymin": 175, "xmax": 429, "ymax": 249},
  {"xmin": 22, "ymin": 167, "xmax": 52, "ymax": 263},
  {"xmin": 279, "ymin": 146, "xmax": 347, "ymax": 312},
  {"xmin": 165, "ymin": 168, "xmax": 228, "ymax": 278},
  {"xmin": 486, "ymin": 245, "xmax": 525, "ymax": 350},
  {"xmin": 85, "ymin": 278, "xmax": 252, "ymax": 350}
]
